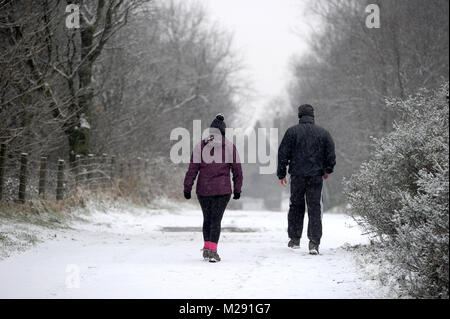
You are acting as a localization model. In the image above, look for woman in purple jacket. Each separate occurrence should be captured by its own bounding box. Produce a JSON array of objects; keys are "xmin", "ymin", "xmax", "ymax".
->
[{"xmin": 183, "ymin": 114, "xmax": 243, "ymax": 262}]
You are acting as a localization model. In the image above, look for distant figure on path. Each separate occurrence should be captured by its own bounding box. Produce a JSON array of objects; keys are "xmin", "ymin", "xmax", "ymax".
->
[
  {"xmin": 184, "ymin": 114, "xmax": 243, "ymax": 262},
  {"xmin": 277, "ymin": 104, "xmax": 336, "ymax": 255}
]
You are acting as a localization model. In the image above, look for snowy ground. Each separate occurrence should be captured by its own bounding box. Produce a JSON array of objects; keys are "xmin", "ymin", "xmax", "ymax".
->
[{"xmin": 0, "ymin": 201, "xmax": 390, "ymax": 298}]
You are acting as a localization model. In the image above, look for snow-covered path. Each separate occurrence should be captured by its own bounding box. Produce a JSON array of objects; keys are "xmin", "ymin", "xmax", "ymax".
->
[{"xmin": 0, "ymin": 204, "xmax": 384, "ymax": 298}]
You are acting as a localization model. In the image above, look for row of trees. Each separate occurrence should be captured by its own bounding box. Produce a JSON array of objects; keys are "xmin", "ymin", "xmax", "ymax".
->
[
  {"xmin": 287, "ymin": 0, "xmax": 449, "ymax": 207},
  {"xmin": 1, "ymin": 0, "xmax": 148, "ymax": 162},
  {"xmin": 0, "ymin": 0, "xmax": 242, "ymax": 201}
]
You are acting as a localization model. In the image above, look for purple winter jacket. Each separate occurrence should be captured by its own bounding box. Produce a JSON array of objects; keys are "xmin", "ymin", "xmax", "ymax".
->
[{"xmin": 184, "ymin": 134, "xmax": 243, "ymax": 196}]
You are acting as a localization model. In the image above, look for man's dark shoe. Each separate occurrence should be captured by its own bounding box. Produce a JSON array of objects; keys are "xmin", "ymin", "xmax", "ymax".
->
[
  {"xmin": 288, "ymin": 239, "xmax": 300, "ymax": 249},
  {"xmin": 309, "ymin": 241, "xmax": 319, "ymax": 255},
  {"xmin": 209, "ymin": 250, "xmax": 221, "ymax": 263}
]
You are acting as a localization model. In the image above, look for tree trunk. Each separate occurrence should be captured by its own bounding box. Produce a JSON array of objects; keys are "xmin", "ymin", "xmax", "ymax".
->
[
  {"xmin": 66, "ymin": 24, "xmax": 96, "ymax": 163},
  {"xmin": 66, "ymin": 62, "xmax": 93, "ymax": 163}
]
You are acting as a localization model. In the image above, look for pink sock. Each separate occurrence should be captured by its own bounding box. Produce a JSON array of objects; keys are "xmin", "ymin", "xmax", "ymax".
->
[
  {"xmin": 204, "ymin": 241, "xmax": 210, "ymax": 250},
  {"xmin": 210, "ymin": 242, "xmax": 218, "ymax": 251}
]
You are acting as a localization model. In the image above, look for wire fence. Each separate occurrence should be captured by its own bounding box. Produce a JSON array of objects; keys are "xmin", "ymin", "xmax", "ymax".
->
[{"xmin": 0, "ymin": 143, "xmax": 173, "ymax": 204}]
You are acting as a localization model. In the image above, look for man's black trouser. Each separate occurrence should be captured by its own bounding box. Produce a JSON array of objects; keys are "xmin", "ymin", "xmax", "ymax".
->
[
  {"xmin": 288, "ymin": 175, "xmax": 323, "ymax": 245},
  {"xmin": 198, "ymin": 194, "xmax": 231, "ymax": 243}
]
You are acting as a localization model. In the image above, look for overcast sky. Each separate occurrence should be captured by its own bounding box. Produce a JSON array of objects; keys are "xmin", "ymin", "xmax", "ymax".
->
[{"xmin": 191, "ymin": 0, "xmax": 314, "ymax": 123}]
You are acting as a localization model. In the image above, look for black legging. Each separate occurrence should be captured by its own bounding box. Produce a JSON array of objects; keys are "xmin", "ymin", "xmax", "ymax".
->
[{"xmin": 197, "ymin": 194, "xmax": 231, "ymax": 243}]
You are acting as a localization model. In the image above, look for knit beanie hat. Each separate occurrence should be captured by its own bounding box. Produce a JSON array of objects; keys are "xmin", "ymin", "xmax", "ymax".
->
[
  {"xmin": 210, "ymin": 113, "xmax": 226, "ymax": 135},
  {"xmin": 298, "ymin": 104, "xmax": 314, "ymax": 118}
]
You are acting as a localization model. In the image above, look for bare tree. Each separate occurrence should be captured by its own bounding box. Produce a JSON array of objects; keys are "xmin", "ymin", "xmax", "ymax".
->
[{"xmin": 90, "ymin": 0, "xmax": 243, "ymax": 159}]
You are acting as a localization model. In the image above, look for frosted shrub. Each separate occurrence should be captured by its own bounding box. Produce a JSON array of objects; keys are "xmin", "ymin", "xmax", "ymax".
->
[{"xmin": 344, "ymin": 83, "xmax": 449, "ymax": 298}]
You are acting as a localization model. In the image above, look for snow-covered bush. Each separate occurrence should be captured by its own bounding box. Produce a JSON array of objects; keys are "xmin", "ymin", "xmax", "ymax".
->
[{"xmin": 344, "ymin": 83, "xmax": 449, "ymax": 298}]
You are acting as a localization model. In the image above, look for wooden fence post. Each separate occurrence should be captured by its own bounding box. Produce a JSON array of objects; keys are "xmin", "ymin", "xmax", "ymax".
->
[
  {"xmin": 120, "ymin": 162, "xmax": 124, "ymax": 179},
  {"xmin": 136, "ymin": 157, "xmax": 142, "ymax": 179},
  {"xmin": 56, "ymin": 159, "xmax": 65, "ymax": 201},
  {"xmin": 0, "ymin": 143, "xmax": 6, "ymax": 201},
  {"xmin": 101, "ymin": 153, "xmax": 108, "ymax": 188},
  {"xmin": 128, "ymin": 162, "xmax": 132, "ymax": 179},
  {"xmin": 18, "ymin": 153, "xmax": 28, "ymax": 203},
  {"xmin": 110, "ymin": 156, "xmax": 116, "ymax": 182},
  {"xmin": 38, "ymin": 156, "xmax": 47, "ymax": 199},
  {"xmin": 74, "ymin": 154, "xmax": 81, "ymax": 187},
  {"xmin": 81, "ymin": 155, "xmax": 88, "ymax": 183},
  {"xmin": 87, "ymin": 154, "xmax": 94, "ymax": 185},
  {"xmin": 144, "ymin": 159, "xmax": 149, "ymax": 179}
]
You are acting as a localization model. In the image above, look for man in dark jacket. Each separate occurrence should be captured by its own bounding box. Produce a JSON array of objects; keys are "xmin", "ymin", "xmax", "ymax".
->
[{"xmin": 277, "ymin": 104, "xmax": 336, "ymax": 255}]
